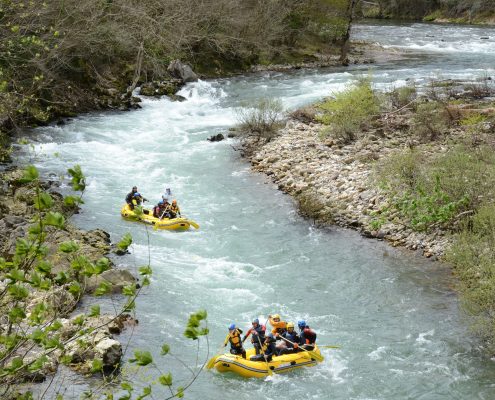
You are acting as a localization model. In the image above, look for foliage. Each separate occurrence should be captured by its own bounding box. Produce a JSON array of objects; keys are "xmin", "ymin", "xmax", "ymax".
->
[
  {"xmin": 317, "ymin": 77, "xmax": 380, "ymax": 143},
  {"xmin": 446, "ymin": 204, "xmax": 495, "ymax": 352},
  {"xmin": 410, "ymin": 101, "xmax": 450, "ymax": 141},
  {"xmin": 0, "ymin": 165, "xmax": 209, "ymax": 399},
  {"xmin": 376, "ymin": 145, "xmax": 495, "ymax": 232},
  {"xmin": 388, "ymin": 85, "xmax": 417, "ymax": 110},
  {"xmin": 236, "ymin": 98, "xmax": 285, "ymax": 140}
]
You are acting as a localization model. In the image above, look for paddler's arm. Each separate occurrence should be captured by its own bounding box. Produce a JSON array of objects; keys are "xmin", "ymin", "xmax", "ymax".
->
[{"xmin": 223, "ymin": 334, "xmax": 230, "ymax": 347}]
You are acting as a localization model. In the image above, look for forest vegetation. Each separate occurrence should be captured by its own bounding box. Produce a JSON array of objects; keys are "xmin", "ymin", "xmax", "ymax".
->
[{"xmin": 0, "ymin": 0, "xmax": 355, "ymax": 161}]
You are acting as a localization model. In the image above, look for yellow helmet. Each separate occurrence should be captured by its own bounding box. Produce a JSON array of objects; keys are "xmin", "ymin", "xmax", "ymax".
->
[
  {"xmin": 287, "ymin": 322, "xmax": 294, "ymax": 330},
  {"xmin": 272, "ymin": 314, "xmax": 280, "ymax": 321}
]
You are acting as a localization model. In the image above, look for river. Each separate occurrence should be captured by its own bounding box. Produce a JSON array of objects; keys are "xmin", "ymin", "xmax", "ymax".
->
[{"xmin": 21, "ymin": 21, "xmax": 495, "ymax": 399}]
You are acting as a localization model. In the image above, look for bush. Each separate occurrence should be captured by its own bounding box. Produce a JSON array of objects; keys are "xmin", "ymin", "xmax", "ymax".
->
[
  {"xmin": 376, "ymin": 145, "xmax": 495, "ymax": 231},
  {"xmin": 410, "ymin": 101, "xmax": 450, "ymax": 141},
  {"xmin": 446, "ymin": 204, "xmax": 495, "ymax": 352},
  {"xmin": 317, "ymin": 77, "xmax": 380, "ymax": 143},
  {"xmin": 236, "ymin": 98, "xmax": 285, "ymax": 140},
  {"xmin": 388, "ymin": 85, "xmax": 417, "ymax": 110}
]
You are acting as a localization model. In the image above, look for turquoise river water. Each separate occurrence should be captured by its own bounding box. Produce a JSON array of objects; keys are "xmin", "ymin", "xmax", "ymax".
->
[{"xmin": 20, "ymin": 21, "xmax": 495, "ymax": 399}]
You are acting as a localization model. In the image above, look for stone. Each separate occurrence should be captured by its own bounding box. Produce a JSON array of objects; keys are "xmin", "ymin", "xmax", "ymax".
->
[
  {"xmin": 85, "ymin": 269, "xmax": 136, "ymax": 293},
  {"xmin": 167, "ymin": 60, "xmax": 198, "ymax": 82},
  {"xmin": 207, "ymin": 133, "xmax": 225, "ymax": 142},
  {"xmin": 95, "ymin": 338, "xmax": 122, "ymax": 368}
]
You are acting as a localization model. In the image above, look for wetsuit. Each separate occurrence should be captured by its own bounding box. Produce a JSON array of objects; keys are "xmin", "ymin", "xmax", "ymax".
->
[
  {"xmin": 126, "ymin": 190, "xmax": 137, "ymax": 209},
  {"xmin": 299, "ymin": 326, "xmax": 317, "ymax": 351}
]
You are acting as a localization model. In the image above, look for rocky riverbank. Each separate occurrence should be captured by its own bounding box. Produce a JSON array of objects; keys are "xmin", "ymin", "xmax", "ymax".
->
[
  {"xmin": 0, "ymin": 167, "xmax": 137, "ymax": 389},
  {"xmin": 242, "ymin": 88, "xmax": 495, "ymax": 260}
]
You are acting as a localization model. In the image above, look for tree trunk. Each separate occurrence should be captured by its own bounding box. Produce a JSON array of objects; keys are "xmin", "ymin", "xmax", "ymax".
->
[{"xmin": 340, "ymin": 0, "xmax": 359, "ymax": 66}]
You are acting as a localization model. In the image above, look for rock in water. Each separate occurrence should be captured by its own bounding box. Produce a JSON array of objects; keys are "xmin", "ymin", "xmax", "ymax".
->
[{"xmin": 167, "ymin": 60, "xmax": 198, "ymax": 82}]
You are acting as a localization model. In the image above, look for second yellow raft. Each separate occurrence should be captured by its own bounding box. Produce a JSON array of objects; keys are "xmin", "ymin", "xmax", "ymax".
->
[{"xmin": 120, "ymin": 204, "xmax": 199, "ymax": 231}]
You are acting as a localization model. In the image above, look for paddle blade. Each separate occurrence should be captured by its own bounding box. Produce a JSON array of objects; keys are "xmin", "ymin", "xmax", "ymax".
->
[
  {"xmin": 320, "ymin": 345, "xmax": 340, "ymax": 349},
  {"xmin": 206, "ymin": 356, "xmax": 218, "ymax": 369},
  {"xmin": 189, "ymin": 220, "xmax": 200, "ymax": 230}
]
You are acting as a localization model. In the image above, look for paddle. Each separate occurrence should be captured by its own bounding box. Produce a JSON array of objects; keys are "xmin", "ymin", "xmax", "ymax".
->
[
  {"xmin": 319, "ymin": 345, "xmax": 340, "ymax": 349},
  {"xmin": 255, "ymin": 334, "xmax": 273, "ymax": 376},
  {"xmin": 206, "ymin": 335, "xmax": 229, "ymax": 369},
  {"xmin": 277, "ymin": 335, "xmax": 324, "ymax": 362}
]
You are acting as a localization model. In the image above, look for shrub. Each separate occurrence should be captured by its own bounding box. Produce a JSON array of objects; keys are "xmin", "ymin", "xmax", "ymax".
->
[
  {"xmin": 446, "ymin": 204, "xmax": 495, "ymax": 352},
  {"xmin": 388, "ymin": 85, "xmax": 417, "ymax": 110},
  {"xmin": 317, "ymin": 77, "xmax": 380, "ymax": 143},
  {"xmin": 376, "ymin": 145, "xmax": 495, "ymax": 231},
  {"xmin": 410, "ymin": 101, "xmax": 450, "ymax": 141},
  {"xmin": 236, "ymin": 98, "xmax": 285, "ymax": 140}
]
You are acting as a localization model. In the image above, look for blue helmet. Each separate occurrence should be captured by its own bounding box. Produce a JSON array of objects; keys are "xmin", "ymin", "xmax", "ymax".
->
[
  {"xmin": 229, "ymin": 323, "xmax": 236, "ymax": 331},
  {"xmin": 298, "ymin": 320, "xmax": 306, "ymax": 330},
  {"xmin": 158, "ymin": 200, "xmax": 164, "ymax": 205},
  {"xmin": 134, "ymin": 192, "xmax": 141, "ymax": 197},
  {"xmin": 252, "ymin": 318, "xmax": 259, "ymax": 325},
  {"xmin": 266, "ymin": 333, "xmax": 274, "ymax": 339}
]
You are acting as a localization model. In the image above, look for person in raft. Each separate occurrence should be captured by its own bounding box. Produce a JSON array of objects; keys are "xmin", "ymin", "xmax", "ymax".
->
[
  {"xmin": 153, "ymin": 200, "xmax": 166, "ymax": 218},
  {"xmin": 224, "ymin": 324, "xmax": 246, "ymax": 359},
  {"xmin": 168, "ymin": 199, "xmax": 181, "ymax": 219},
  {"xmin": 268, "ymin": 313, "xmax": 288, "ymax": 352},
  {"xmin": 242, "ymin": 318, "xmax": 266, "ymax": 355},
  {"xmin": 278, "ymin": 322, "xmax": 300, "ymax": 355},
  {"xmin": 298, "ymin": 320, "xmax": 317, "ymax": 351},
  {"xmin": 125, "ymin": 186, "xmax": 148, "ymax": 210}
]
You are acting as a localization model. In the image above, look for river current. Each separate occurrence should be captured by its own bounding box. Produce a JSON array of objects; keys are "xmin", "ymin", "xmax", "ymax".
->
[{"xmin": 21, "ymin": 22, "xmax": 495, "ymax": 399}]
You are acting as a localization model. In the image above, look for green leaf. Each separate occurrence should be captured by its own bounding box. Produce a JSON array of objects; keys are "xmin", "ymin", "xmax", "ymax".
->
[
  {"xmin": 43, "ymin": 212, "xmax": 65, "ymax": 228},
  {"xmin": 47, "ymin": 320, "xmax": 63, "ymax": 332},
  {"xmin": 19, "ymin": 165, "xmax": 39, "ymax": 183},
  {"xmin": 123, "ymin": 300, "xmax": 135, "ymax": 312},
  {"xmin": 35, "ymin": 260, "xmax": 52, "ymax": 275},
  {"xmin": 158, "ymin": 373, "xmax": 172, "ymax": 386},
  {"xmin": 176, "ymin": 387, "xmax": 184, "ymax": 398},
  {"xmin": 15, "ymin": 238, "xmax": 31, "ymax": 258},
  {"xmin": 59, "ymin": 241, "xmax": 79, "ymax": 253},
  {"xmin": 31, "ymin": 329, "xmax": 46, "ymax": 344},
  {"xmin": 67, "ymin": 165, "xmax": 86, "ymax": 191},
  {"xmin": 195, "ymin": 309, "xmax": 207, "ymax": 320},
  {"xmin": 10, "ymin": 357, "xmax": 24, "ymax": 371},
  {"xmin": 121, "ymin": 382, "xmax": 133, "ymax": 392},
  {"xmin": 130, "ymin": 350, "xmax": 153, "ymax": 366},
  {"xmin": 28, "ymin": 355, "xmax": 48, "ymax": 372},
  {"xmin": 72, "ymin": 314, "xmax": 85, "ymax": 326},
  {"xmin": 34, "ymin": 192, "xmax": 53, "ymax": 210},
  {"xmin": 64, "ymin": 195, "xmax": 84, "ymax": 207},
  {"xmin": 94, "ymin": 281, "xmax": 111, "ymax": 296},
  {"xmin": 89, "ymin": 305, "xmax": 100, "ymax": 317},
  {"xmin": 91, "ymin": 358, "xmax": 103, "ymax": 373},
  {"xmin": 7, "ymin": 268, "xmax": 26, "ymax": 282},
  {"xmin": 122, "ymin": 284, "xmax": 136, "ymax": 296},
  {"xmin": 142, "ymin": 276, "xmax": 151, "ymax": 286},
  {"xmin": 54, "ymin": 271, "xmax": 68, "ymax": 285},
  {"xmin": 94, "ymin": 257, "xmax": 111, "ymax": 274},
  {"xmin": 8, "ymin": 284, "xmax": 29, "ymax": 300},
  {"xmin": 9, "ymin": 306, "xmax": 26, "ymax": 323},
  {"xmin": 44, "ymin": 336, "xmax": 61, "ymax": 349},
  {"xmin": 160, "ymin": 344, "xmax": 170, "ymax": 356},
  {"xmin": 117, "ymin": 233, "xmax": 132, "ymax": 251},
  {"xmin": 68, "ymin": 281, "xmax": 82, "ymax": 296},
  {"xmin": 138, "ymin": 265, "xmax": 152, "ymax": 276}
]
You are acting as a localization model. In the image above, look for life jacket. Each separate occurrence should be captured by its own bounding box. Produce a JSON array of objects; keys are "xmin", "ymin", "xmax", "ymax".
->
[
  {"xmin": 269, "ymin": 317, "xmax": 287, "ymax": 335},
  {"xmin": 247, "ymin": 325, "xmax": 266, "ymax": 344},
  {"xmin": 228, "ymin": 329, "xmax": 243, "ymax": 348},
  {"xmin": 170, "ymin": 204, "xmax": 180, "ymax": 214},
  {"xmin": 153, "ymin": 206, "xmax": 161, "ymax": 218},
  {"xmin": 262, "ymin": 340, "xmax": 276, "ymax": 356},
  {"xmin": 282, "ymin": 330, "xmax": 299, "ymax": 347},
  {"xmin": 301, "ymin": 326, "xmax": 317, "ymax": 344}
]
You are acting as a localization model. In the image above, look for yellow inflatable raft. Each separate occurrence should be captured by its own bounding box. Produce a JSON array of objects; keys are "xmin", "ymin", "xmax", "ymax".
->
[
  {"xmin": 120, "ymin": 204, "xmax": 199, "ymax": 231},
  {"xmin": 211, "ymin": 346, "xmax": 323, "ymax": 378}
]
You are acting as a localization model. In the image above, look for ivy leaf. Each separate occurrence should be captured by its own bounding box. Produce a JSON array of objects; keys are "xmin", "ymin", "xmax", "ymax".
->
[
  {"xmin": 64, "ymin": 195, "xmax": 84, "ymax": 207},
  {"xmin": 158, "ymin": 373, "xmax": 172, "ymax": 386},
  {"xmin": 9, "ymin": 306, "xmax": 26, "ymax": 323},
  {"xmin": 28, "ymin": 355, "xmax": 48, "ymax": 372},
  {"xmin": 68, "ymin": 281, "xmax": 82, "ymax": 296},
  {"xmin": 176, "ymin": 387, "xmax": 184, "ymax": 399}
]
